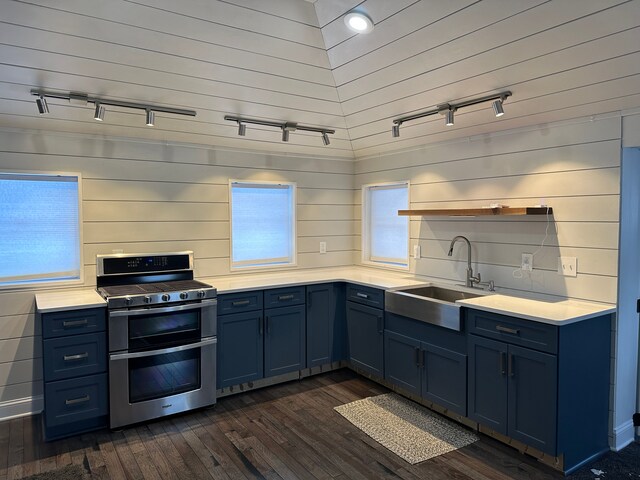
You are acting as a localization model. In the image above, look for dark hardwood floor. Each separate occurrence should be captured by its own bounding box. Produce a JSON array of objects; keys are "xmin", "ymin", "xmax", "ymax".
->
[{"xmin": 0, "ymin": 370, "xmax": 564, "ymax": 480}]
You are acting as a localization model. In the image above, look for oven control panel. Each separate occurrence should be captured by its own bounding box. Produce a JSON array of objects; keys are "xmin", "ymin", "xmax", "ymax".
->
[{"xmin": 97, "ymin": 252, "xmax": 193, "ymax": 276}]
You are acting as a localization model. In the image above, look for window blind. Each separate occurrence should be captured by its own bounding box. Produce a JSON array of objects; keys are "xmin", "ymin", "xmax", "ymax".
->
[
  {"xmin": 366, "ymin": 183, "xmax": 408, "ymax": 266},
  {"xmin": 230, "ymin": 182, "xmax": 295, "ymax": 268},
  {"xmin": 0, "ymin": 173, "xmax": 81, "ymax": 286}
]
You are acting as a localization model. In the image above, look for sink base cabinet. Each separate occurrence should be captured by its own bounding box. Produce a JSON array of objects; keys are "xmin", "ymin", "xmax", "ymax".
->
[{"xmin": 384, "ymin": 312, "xmax": 467, "ymax": 416}]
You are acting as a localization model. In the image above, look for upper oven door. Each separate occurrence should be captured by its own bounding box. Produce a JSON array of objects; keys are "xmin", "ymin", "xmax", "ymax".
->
[{"xmin": 108, "ymin": 299, "xmax": 217, "ymax": 352}]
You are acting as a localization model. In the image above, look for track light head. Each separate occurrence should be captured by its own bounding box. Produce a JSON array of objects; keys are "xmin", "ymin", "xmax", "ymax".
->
[
  {"xmin": 321, "ymin": 132, "xmax": 330, "ymax": 145},
  {"xmin": 94, "ymin": 103, "xmax": 105, "ymax": 121},
  {"xmin": 445, "ymin": 109, "xmax": 454, "ymax": 126},
  {"xmin": 282, "ymin": 128, "xmax": 289, "ymax": 142},
  {"xmin": 238, "ymin": 122, "xmax": 246, "ymax": 136},
  {"xmin": 36, "ymin": 95, "xmax": 49, "ymax": 115},
  {"xmin": 392, "ymin": 124, "xmax": 400, "ymax": 138},
  {"xmin": 145, "ymin": 109, "xmax": 154, "ymax": 127},
  {"xmin": 492, "ymin": 99, "xmax": 505, "ymax": 117}
]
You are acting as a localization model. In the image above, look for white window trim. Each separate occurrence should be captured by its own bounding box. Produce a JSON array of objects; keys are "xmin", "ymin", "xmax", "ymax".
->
[
  {"xmin": 229, "ymin": 179, "xmax": 297, "ymax": 272},
  {"xmin": 0, "ymin": 169, "xmax": 84, "ymax": 290},
  {"xmin": 361, "ymin": 181, "xmax": 410, "ymax": 271}
]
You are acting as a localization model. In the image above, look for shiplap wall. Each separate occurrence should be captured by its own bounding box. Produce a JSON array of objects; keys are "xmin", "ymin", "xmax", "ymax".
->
[
  {"xmin": 355, "ymin": 116, "xmax": 621, "ymax": 305},
  {"xmin": 0, "ymin": 128, "xmax": 356, "ymax": 416}
]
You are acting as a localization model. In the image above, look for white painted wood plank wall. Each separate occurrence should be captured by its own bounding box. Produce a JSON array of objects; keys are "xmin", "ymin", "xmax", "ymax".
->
[
  {"xmin": 354, "ymin": 116, "xmax": 622, "ymax": 305},
  {"xmin": 0, "ymin": 129, "xmax": 357, "ymax": 414}
]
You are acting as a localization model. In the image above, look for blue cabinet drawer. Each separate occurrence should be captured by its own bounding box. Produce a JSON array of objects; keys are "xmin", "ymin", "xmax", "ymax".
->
[
  {"xmin": 43, "ymin": 333, "xmax": 107, "ymax": 382},
  {"xmin": 218, "ymin": 291, "xmax": 263, "ymax": 315},
  {"xmin": 44, "ymin": 373, "xmax": 108, "ymax": 428},
  {"xmin": 264, "ymin": 286, "xmax": 305, "ymax": 308},
  {"xmin": 346, "ymin": 284, "xmax": 384, "ymax": 309},
  {"xmin": 42, "ymin": 308, "xmax": 106, "ymax": 339},
  {"xmin": 467, "ymin": 309, "xmax": 558, "ymax": 354}
]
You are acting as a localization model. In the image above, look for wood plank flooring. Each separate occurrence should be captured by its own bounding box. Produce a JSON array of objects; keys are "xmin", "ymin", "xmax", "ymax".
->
[{"xmin": 0, "ymin": 370, "xmax": 563, "ymax": 480}]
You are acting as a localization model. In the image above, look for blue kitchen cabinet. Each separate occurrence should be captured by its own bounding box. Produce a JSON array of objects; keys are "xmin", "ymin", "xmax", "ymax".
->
[
  {"xmin": 217, "ymin": 309, "xmax": 264, "ymax": 388},
  {"xmin": 468, "ymin": 334, "xmax": 557, "ymax": 454},
  {"xmin": 346, "ymin": 300, "xmax": 384, "ymax": 378},
  {"xmin": 40, "ymin": 307, "xmax": 108, "ymax": 440},
  {"xmin": 384, "ymin": 312, "xmax": 467, "ymax": 415},
  {"xmin": 306, "ymin": 283, "xmax": 346, "ymax": 367},
  {"xmin": 264, "ymin": 304, "xmax": 306, "ymax": 377}
]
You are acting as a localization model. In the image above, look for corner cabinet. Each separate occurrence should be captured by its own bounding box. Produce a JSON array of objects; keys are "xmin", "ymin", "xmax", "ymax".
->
[
  {"xmin": 41, "ymin": 307, "xmax": 109, "ymax": 440},
  {"xmin": 467, "ymin": 308, "xmax": 611, "ymax": 473},
  {"xmin": 306, "ymin": 283, "xmax": 347, "ymax": 368},
  {"xmin": 345, "ymin": 284, "xmax": 385, "ymax": 379}
]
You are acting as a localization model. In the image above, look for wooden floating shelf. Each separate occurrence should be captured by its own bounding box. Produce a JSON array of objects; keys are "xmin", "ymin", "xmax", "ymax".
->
[{"xmin": 398, "ymin": 206, "xmax": 553, "ymax": 217}]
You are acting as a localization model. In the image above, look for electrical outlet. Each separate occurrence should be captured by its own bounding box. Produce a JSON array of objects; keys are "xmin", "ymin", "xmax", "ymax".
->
[
  {"xmin": 521, "ymin": 253, "xmax": 533, "ymax": 272},
  {"xmin": 319, "ymin": 242, "xmax": 327, "ymax": 254},
  {"xmin": 413, "ymin": 244, "xmax": 421, "ymax": 259},
  {"xmin": 558, "ymin": 256, "xmax": 577, "ymax": 277}
]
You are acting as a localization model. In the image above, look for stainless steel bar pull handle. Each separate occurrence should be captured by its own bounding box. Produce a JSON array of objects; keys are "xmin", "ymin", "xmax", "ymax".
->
[
  {"xmin": 232, "ymin": 300, "xmax": 251, "ymax": 307},
  {"xmin": 63, "ymin": 352, "xmax": 89, "ymax": 362},
  {"xmin": 278, "ymin": 294, "xmax": 294, "ymax": 301},
  {"xmin": 496, "ymin": 325, "xmax": 520, "ymax": 335},
  {"xmin": 110, "ymin": 299, "xmax": 217, "ymax": 317},
  {"xmin": 500, "ymin": 352, "xmax": 507, "ymax": 375},
  {"xmin": 356, "ymin": 292, "xmax": 369, "ymax": 299},
  {"xmin": 110, "ymin": 337, "xmax": 217, "ymax": 361},
  {"xmin": 65, "ymin": 394, "xmax": 90, "ymax": 406},
  {"xmin": 63, "ymin": 319, "xmax": 88, "ymax": 328}
]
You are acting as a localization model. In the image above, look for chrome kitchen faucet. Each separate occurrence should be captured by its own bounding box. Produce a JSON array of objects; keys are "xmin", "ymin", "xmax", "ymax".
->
[{"xmin": 447, "ymin": 235, "xmax": 482, "ymax": 288}]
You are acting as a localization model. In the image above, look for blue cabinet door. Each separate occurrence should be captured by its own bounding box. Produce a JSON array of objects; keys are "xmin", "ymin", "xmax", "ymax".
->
[
  {"xmin": 508, "ymin": 344, "xmax": 557, "ymax": 454},
  {"xmin": 384, "ymin": 330, "xmax": 421, "ymax": 396},
  {"xmin": 306, "ymin": 283, "xmax": 335, "ymax": 368},
  {"xmin": 217, "ymin": 311, "xmax": 264, "ymax": 388},
  {"xmin": 346, "ymin": 301, "xmax": 384, "ymax": 378},
  {"xmin": 264, "ymin": 304, "xmax": 306, "ymax": 377},
  {"xmin": 421, "ymin": 342, "xmax": 467, "ymax": 416},
  {"xmin": 468, "ymin": 335, "xmax": 508, "ymax": 434}
]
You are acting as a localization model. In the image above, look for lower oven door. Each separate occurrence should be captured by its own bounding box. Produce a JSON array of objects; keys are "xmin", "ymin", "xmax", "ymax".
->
[{"xmin": 108, "ymin": 337, "xmax": 216, "ymax": 429}]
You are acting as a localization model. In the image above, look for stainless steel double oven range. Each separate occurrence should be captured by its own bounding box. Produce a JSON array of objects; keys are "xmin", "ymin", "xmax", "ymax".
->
[{"xmin": 96, "ymin": 252, "xmax": 217, "ymax": 429}]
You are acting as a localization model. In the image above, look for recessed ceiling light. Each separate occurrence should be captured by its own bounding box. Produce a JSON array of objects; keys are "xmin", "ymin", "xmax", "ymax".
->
[{"xmin": 344, "ymin": 12, "xmax": 374, "ymax": 34}]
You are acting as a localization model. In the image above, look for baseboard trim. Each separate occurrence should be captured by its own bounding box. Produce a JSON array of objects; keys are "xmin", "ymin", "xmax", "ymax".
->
[
  {"xmin": 0, "ymin": 395, "xmax": 43, "ymax": 421},
  {"xmin": 612, "ymin": 419, "xmax": 636, "ymax": 451}
]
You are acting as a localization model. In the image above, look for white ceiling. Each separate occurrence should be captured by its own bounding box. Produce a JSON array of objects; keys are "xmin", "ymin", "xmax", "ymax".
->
[{"xmin": 1, "ymin": 0, "xmax": 638, "ymax": 159}]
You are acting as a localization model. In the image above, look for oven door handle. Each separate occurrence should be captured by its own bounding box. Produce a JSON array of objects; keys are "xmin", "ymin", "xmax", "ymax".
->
[
  {"xmin": 109, "ymin": 299, "xmax": 218, "ymax": 317},
  {"xmin": 109, "ymin": 337, "xmax": 217, "ymax": 361}
]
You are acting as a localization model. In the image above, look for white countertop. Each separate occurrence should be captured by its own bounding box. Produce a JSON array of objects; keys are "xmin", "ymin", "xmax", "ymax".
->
[
  {"xmin": 33, "ymin": 267, "xmax": 616, "ymax": 324},
  {"xmin": 35, "ymin": 289, "xmax": 106, "ymax": 313},
  {"xmin": 202, "ymin": 266, "xmax": 615, "ymax": 325}
]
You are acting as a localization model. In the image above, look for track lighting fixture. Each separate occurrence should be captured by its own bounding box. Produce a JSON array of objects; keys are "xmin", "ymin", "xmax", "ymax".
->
[
  {"xmin": 344, "ymin": 12, "xmax": 374, "ymax": 34},
  {"xmin": 35, "ymin": 95, "xmax": 49, "ymax": 115},
  {"xmin": 225, "ymin": 115, "xmax": 335, "ymax": 146},
  {"xmin": 94, "ymin": 103, "xmax": 105, "ymax": 121},
  {"xmin": 445, "ymin": 108, "xmax": 455, "ymax": 126},
  {"xmin": 30, "ymin": 89, "xmax": 196, "ymax": 126},
  {"xmin": 391, "ymin": 91, "xmax": 511, "ymax": 137}
]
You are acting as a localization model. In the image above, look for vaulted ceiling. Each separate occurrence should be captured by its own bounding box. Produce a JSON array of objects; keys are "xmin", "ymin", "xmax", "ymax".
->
[{"xmin": 1, "ymin": 0, "xmax": 638, "ymax": 159}]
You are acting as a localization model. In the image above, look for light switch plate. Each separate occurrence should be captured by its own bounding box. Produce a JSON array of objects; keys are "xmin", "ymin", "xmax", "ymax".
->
[
  {"xmin": 521, "ymin": 253, "xmax": 533, "ymax": 272},
  {"xmin": 558, "ymin": 256, "xmax": 577, "ymax": 277},
  {"xmin": 413, "ymin": 244, "xmax": 421, "ymax": 259},
  {"xmin": 319, "ymin": 242, "xmax": 327, "ymax": 254}
]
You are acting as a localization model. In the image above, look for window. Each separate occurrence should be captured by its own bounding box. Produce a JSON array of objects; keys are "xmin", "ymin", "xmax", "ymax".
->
[
  {"xmin": 230, "ymin": 181, "xmax": 296, "ymax": 269},
  {"xmin": 363, "ymin": 182, "xmax": 409, "ymax": 268},
  {"xmin": 0, "ymin": 172, "xmax": 82, "ymax": 287}
]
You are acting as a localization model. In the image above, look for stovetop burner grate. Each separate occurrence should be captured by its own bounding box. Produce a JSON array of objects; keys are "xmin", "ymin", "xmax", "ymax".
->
[{"xmin": 99, "ymin": 279, "xmax": 212, "ymax": 297}]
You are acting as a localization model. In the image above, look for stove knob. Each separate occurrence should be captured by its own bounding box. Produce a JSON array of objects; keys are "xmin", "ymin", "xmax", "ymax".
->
[
  {"xmin": 124, "ymin": 296, "xmax": 133, "ymax": 306},
  {"xmin": 180, "ymin": 292, "xmax": 188, "ymax": 300},
  {"xmin": 161, "ymin": 294, "xmax": 171, "ymax": 302},
  {"xmin": 197, "ymin": 290, "xmax": 206, "ymax": 298},
  {"xmin": 144, "ymin": 296, "xmax": 152, "ymax": 304}
]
